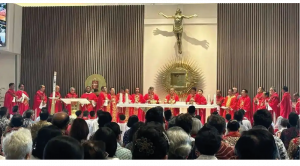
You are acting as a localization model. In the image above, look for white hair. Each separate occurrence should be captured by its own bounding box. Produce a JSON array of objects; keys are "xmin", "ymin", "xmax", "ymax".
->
[
  {"xmin": 166, "ymin": 126, "xmax": 192, "ymax": 159},
  {"xmin": 70, "ymin": 87, "xmax": 75, "ymax": 91},
  {"xmin": 191, "ymin": 118, "xmax": 202, "ymax": 135},
  {"xmin": 3, "ymin": 128, "xmax": 33, "ymax": 159}
]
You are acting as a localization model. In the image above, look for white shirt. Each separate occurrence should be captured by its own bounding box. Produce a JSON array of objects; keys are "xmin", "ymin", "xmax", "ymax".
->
[
  {"xmin": 35, "ymin": 117, "xmax": 40, "ymax": 122},
  {"xmin": 91, "ymin": 118, "xmax": 99, "ymax": 134},
  {"xmin": 118, "ymin": 122, "xmax": 128, "ymax": 142},
  {"xmin": 86, "ymin": 118, "xmax": 97, "ymax": 135},
  {"xmin": 196, "ymin": 155, "xmax": 218, "ymax": 160},
  {"xmin": 242, "ymin": 119, "xmax": 252, "ymax": 130}
]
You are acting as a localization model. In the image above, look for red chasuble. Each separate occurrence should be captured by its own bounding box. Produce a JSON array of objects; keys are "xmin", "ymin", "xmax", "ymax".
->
[
  {"xmin": 211, "ymin": 96, "xmax": 224, "ymax": 114},
  {"xmin": 295, "ymin": 98, "xmax": 300, "ymax": 114},
  {"xmin": 221, "ymin": 95, "xmax": 237, "ymax": 118},
  {"xmin": 237, "ymin": 95, "xmax": 251, "ymax": 120},
  {"xmin": 109, "ymin": 94, "xmax": 118, "ymax": 122},
  {"xmin": 258, "ymin": 97, "xmax": 269, "ymax": 110},
  {"xmin": 234, "ymin": 93, "xmax": 239, "ymax": 98},
  {"xmin": 186, "ymin": 94, "xmax": 200, "ymax": 104},
  {"xmin": 144, "ymin": 93, "xmax": 159, "ymax": 104},
  {"xmin": 280, "ymin": 92, "xmax": 292, "ymax": 119},
  {"xmin": 15, "ymin": 90, "xmax": 29, "ymax": 115},
  {"xmin": 196, "ymin": 95, "xmax": 207, "ymax": 124},
  {"xmin": 96, "ymin": 92, "xmax": 109, "ymax": 111},
  {"xmin": 131, "ymin": 93, "xmax": 145, "ymax": 121},
  {"xmin": 80, "ymin": 92, "xmax": 97, "ymax": 112},
  {"xmin": 165, "ymin": 94, "xmax": 180, "ymax": 116},
  {"xmin": 268, "ymin": 92, "xmax": 280, "ymax": 120},
  {"xmin": 33, "ymin": 90, "xmax": 47, "ymax": 116},
  {"xmin": 48, "ymin": 92, "xmax": 63, "ymax": 114},
  {"xmin": 4, "ymin": 89, "xmax": 16, "ymax": 114},
  {"xmin": 253, "ymin": 92, "xmax": 263, "ymax": 114},
  {"xmin": 65, "ymin": 93, "xmax": 78, "ymax": 115}
]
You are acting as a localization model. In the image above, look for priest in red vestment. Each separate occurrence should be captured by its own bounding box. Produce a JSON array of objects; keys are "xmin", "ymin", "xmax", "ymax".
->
[
  {"xmin": 131, "ymin": 87, "xmax": 145, "ymax": 121},
  {"xmin": 165, "ymin": 88, "xmax": 180, "ymax": 116},
  {"xmin": 253, "ymin": 86, "xmax": 264, "ymax": 115},
  {"xmin": 65, "ymin": 87, "xmax": 78, "ymax": 115},
  {"xmin": 80, "ymin": 86, "xmax": 97, "ymax": 112},
  {"xmin": 221, "ymin": 88, "xmax": 237, "ymax": 118},
  {"xmin": 144, "ymin": 87, "xmax": 159, "ymax": 104},
  {"xmin": 197, "ymin": 89, "xmax": 207, "ymax": 124},
  {"xmin": 233, "ymin": 87, "xmax": 240, "ymax": 99},
  {"xmin": 15, "ymin": 83, "xmax": 29, "ymax": 116},
  {"xmin": 186, "ymin": 87, "xmax": 200, "ymax": 105},
  {"xmin": 211, "ymin": 90, "xmax": 224, "ymax": 114},
  {"xmin": 117, "ymin": 87, "xmax": 133, "ymax": 122},
  {"xmin": 292, "ymin": 93, "xmax": 300, "ymax": 114},
  {"xmin": 280, "ymin": 86, "xmax": 292, "ymax": 119},
  {"xmin": 96, "ymin": 86, "xmax": 109, "ymax": 111},
  {"xmin": 108, "ymin": 87, "xmax": 118, "ymax": 122},
  {"xmin": 258, "ymin": 92, "xmax": 269, "ymax": 110},
  {"xmin": 268, "ymin": 86, "xmax": 280, "ymax": 121},
  {"xmin": 4, "ymin": 83, "xmax": 16, "ymax": 114},
  {"xmin": 48, "ymin": 85, "xmax": 63, "ymax": 114},
  {"xmin": 237, "ymin": 89, "xmax": 251, "ymax": 120},
  {"xmin": 33, "ymin": 85, "xmax": 47, "ymax": 118}
]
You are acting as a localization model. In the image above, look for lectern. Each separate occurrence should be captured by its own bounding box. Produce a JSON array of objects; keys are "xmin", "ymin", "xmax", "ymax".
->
[{"xmin": 61, "ymin": 98, "xmax": 90, "ymax": 117}]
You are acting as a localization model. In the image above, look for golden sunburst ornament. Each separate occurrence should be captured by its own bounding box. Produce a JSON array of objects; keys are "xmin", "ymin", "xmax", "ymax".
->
[{"xmin": 155, "ymin": 56, "xmax": 204, "ymax": 98}]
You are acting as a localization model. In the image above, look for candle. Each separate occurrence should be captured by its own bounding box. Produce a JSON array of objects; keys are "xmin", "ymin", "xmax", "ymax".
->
[
  {"xmin": 207, "ymin": 94, "xmax": 211, "ymax": 105},
  {"xmin": 213, "ymin": 94, "xmax": 217, "ymax": 105}
]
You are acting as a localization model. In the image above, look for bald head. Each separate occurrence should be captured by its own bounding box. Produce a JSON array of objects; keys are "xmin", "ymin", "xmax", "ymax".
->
[{"xmin": 52, "ymin": 112, "xmax": 69, "ymax": 130}]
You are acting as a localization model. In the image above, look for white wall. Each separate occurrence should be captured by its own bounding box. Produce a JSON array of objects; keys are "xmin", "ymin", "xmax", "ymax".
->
[{"xmin": 143, "ymin": 4, "xmax": 217, "ymax": 100}]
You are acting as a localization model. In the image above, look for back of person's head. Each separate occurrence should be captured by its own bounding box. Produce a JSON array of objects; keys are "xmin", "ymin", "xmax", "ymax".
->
[
  {"xmin": 40, "ymin": 108, "xmax": 49, "ymax": 121},
  {"xmin": 52, "ymin": 112, "xmax": 70, "ymax": 130},
  {"xmin": 89, "ymin": 111, "xmax": 95, "ymax": 117},
  {"xmin": 164, "ymin": 110, "xmax": 172, "ymax": 121},
  {"xmin": 25, "ymin": 109, "xmax": 34, "ymax": 119},
  {"xmin": 187, "ymin": 106, "xmax": 196, "ymax": 115},
  {"xmin": 47, "ymin": 115, "xmax": 53, "ymax": 123},
  {"xmin": 227, "ymin": 120, "xmax": 240, "ymax": 132},
  {"xmin": 175, "ymin": 113, "xmax": 193, "ymax": 134},
  {"xmin": 83, "ymin": 111, "xmax": 89, "ymax": 117},
  {"xmin": 0, "ymin": 107, "xmax": 7, "ymax": 118},
  {"xmin": 288, "ymin": 112, "xmax": 299, "ymax": 126},
  {"xmin": 281, "ymin": 118, "xmax": 289, "ymax": 128},
  {"xmin": 43, "ymin": 136, "xmax": 84, "ymax": 159},
  {"xmin": 129, "ymin": 122, "xmax": 145, "ymax": 142},
  {"xmin": 3, "ymin": 128, "xmax": 32, "ymax": 159},
  {"xmin": 166, "ymin": 126, "xmax": 192, "ymax": 159},
  {"xmin": 145, "ymin": 107, "xmax": 164, "ymax": 124},
  {"xmin": 119, "ymin": 114, "xmax": 126, "ymax": 121},
  {"xmin": 146, "ymin": 121, "xmax": 165, "ymax": 131},
  {"xmin": 132, "ymin": 125, "xmax": 169, "ymax": 159},
  {"xmin": 207, "ymin": 114, "xmax": 226, "ymax": 135},
  {"xmin": 62, "ymin": 109, "xmax": 69, "ymax": 114},
  {"xmin": 32, "ymin": 125, "xmax": 62, "ymax": 159},
  {"xmin": 92, "ymin": 127, "xmax": 117, "ymax": 157},
  {"xmin": 82, "ymin": 140, "xmax": 107, "ymax": 159},
  {"xmin": 282, "ymin": 86, "xmax": 288, "ymax": 92},
  {"xmin": 195, "ymin": 115, "xmax": 201, "ymax": 121},
  {"xmin": 234, "ymin": 110, "xmax": 243, "ymax": 122},
  {"xmin": 195, "ymin": 124, "xmax": 221, "ymax": 156},
  {"xmin": 98, "ymin": 112, "xmax": 112, "ymax": 128},
  {"xmin": 97, "ymin": 110, "xmax": 104, "ymax": 117},
  {"xmin": 10, "ymin": 113, "xmax": 24, "ymax": 127},
  {"xmin": 239, "ymin": 109, "xmax": 246, "ymax": 116},
  {"xmin": 212, "ymin": 111, "xmax": 219, "ymax": 115},
  {"xmin": 75, "ymin": 110, "xmax": 82, "ymax": 117},
  {"xmin": 127, "ymin": 115, "xmax": 139, "ymax": 127},
  {"xmin": 191, "ymin": 118, "xmax": 202, "ymax": 136},
  {"xmin": 70, "ymin": 118, "xmax": 89, "ymax": 142},
  {"xmin": 235, "ymin": 129, "xmax": 277, "ymax": 159},
  {"xmin": 225, "ymin": 114, "xmax": 231, "ymax": 121},
  {"xmin": 104, "ymin": 122, "xmax": 121, "ymax": 140},
  {"xmin": 253, "ymin": 109, "xmax": 272, "ymax": 128},
  {"xmin": 12, "ymin": 105, "xmax": 19, "ymax": 113}
]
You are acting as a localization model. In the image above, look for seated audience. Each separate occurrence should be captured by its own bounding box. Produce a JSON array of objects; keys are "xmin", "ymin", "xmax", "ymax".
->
[
  {"xmin": 132, "ymin": 125, "xmax": 169, "ymax": 159},
  {"xmin": 0, "ymin": 107, "xmax": 10, "ymax": 133},
  {"xmin": 23, "ymin": 109, "xmax": 35, "ymax": 128},
  {"xmin": 164, "ymin": 109, "xmax": 172, "ymax": 130},
  {"xmin": 91, "ymin": 110, "xmax": 103, "ymax": 133},
  {"xmin": 2, "ymin": 128, "xmax": 32, "ymax": 159},
  {"xmin": 82, "ymin": 140, "xmax": 107, "ymax": 159},
  {"xmin": 166, "ymin": 126, "xmax": 192, "ymax": 159},
  {"xmin": 145, "ymin": 107, "xmax": 164, "ymax": 125},
  {"xmin": 123, "ymin": 115, "xmax": 139, "ymax": 146},
  {"xmin": 10, "ymin": 106, "xmax": 19, "ymax": 119},
  {"xmin": 191, "ymin": 117, "xmax": 202, "ymax": 138},
  {"xmin": 125, "ymin": 122, "xmax": 145, "ymax": 151},
  {"xmin": 86, "ymin": 111, "xmax": 96, "ymax": 136},
  {"xmin": 82, "ymin": 111, "xmax": 89, "ymax": 120},
  {"xmin": 35, "ymin": 107, "xmax": 47, "ymax": 122},
  {"xmin": 234, "ymin": 110, "xmax": 248, "ymax": 133},
  {"xmin": 92, "ymin": 127, "xmax": 118, "ymax": 160},
  {"xmin": 175, "ymin": 113, "xmax": 193, "ymax": 141},
  {"xmin": 91, "ymin": 111, "xmax": 112, "ymax": 135},
  {"xmin": 287, "ymin": 121, "xmax": 300, "ymax": 159},
  {"xmin": 224, "ymin": 120, "xmax": 241, "ymax": 146},
  {"xmin": 51, "ymin": 112, "xmax": 70, "ymax": 135},
  {"xmin": 70, "ymin": 118, "xmax": 89, "ymax": 142},
  {"xmin": 235, "ymin": 128, "xmax": 277, "ymax": 159},
  {"xmin": 195, "ymin": 124, "xmax": 221, "ymax": 160},
  {"xmin": 105, "ymin": 122, "xmax": 132, "ymax": 159},
  {"xmin": 31, "ymin": 125, "xmax": 62, "ymax": 159},
  {"xmin": 207, "ymin": 114, "xmax": 235, "ymax": 159},
  {"xmin": 240, "ymin": 110, "xmax": 252, "ymax": 129},
  {"xmin": 195, "ymin": 115, "xmax": 201, "ymax": 121},
  {"xmin": 280, "ymin": 112, "xmax": 299, "ymax": 150},
  {"xmin": 43, "ymin": 136, "xmax": 84, "ymax": 159},
  {"xmin": 253, "ymin": 109, "xmax": 288, "ymax": 159},
  {"xmin": 30, "ymin": 108, "xmax": 51, "ymax": 140},
  {"xmin": 3, "ymin": 114, "xmax": 24, "ymax": 137},
  {"xmin": 118, "ymin": 114, "xmax": 127, "ymax": 142},
  {"xmin": 276, "ymin": 118, "xmax": 288, "ymax": 138},
  {"xmin": 75, "ymin": 110, "xmax": 83, "ymax": 118},
  {"xmin": 47, "ymin": 115, "xmax": 53, "ymax": 123}
]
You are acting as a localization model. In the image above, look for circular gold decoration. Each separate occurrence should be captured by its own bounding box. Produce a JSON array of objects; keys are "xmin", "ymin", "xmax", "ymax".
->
[
  {"xmin": 155, "ymin": 56, "xmax": 204, "ymax": 98},
  {"xmin": 85, "ymin": 74, "xmax": 106, "ymax": 92}
]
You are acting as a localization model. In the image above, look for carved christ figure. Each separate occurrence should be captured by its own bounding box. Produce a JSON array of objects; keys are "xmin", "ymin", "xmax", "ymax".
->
[{"xmin": 159, "ymin": 8, "xmax": 197, "ymax": 54}]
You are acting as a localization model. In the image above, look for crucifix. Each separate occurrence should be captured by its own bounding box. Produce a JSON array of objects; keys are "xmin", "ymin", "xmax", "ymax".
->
[{"xmin": 159, "ymin": 8, "xmax": 197, "ymax": 54}]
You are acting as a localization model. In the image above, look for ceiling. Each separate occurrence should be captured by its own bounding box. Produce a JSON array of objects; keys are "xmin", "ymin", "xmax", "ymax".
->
[{"xmin": 15, "ymin": 3, "xmax": 206, "ymax": 7}]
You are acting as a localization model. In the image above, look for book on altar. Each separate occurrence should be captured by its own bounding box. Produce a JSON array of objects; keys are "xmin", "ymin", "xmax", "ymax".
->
[
  {"xmin": 221, "ymin": 106, "xmax": 228, "ymax": 109},
  {"xmin": 104, "ymin": 100, "xmax": 108, "ymax": 106},
  {"xmin": 39, "ymin": 102, "xmax": 46, "ymax": 109}
]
